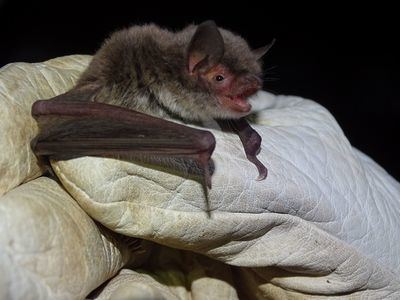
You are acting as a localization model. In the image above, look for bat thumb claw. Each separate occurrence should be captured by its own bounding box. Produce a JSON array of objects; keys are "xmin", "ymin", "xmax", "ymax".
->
[
  {"xmin": 256, "ymin": 166, "xmax": 268, "ymax": 181},
  {"xmin": 204, "ymin": 165, "xmax": 212, "ymax": 189},
  {"xmin": 246, "ymin": 155, "xmax": 268, "ymax": 181},
  {"xmin": 197, "ymin": 154, "xmax": 212, "ymax": 189}
]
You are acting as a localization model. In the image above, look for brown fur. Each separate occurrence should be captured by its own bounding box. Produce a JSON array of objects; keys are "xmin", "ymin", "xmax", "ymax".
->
[{"xmin": 76, "ymin": 21, "xmax": 264, "ymax": 121}]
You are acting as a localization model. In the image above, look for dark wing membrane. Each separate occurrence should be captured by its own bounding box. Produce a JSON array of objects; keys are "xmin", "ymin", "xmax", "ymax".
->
[{"xmin": 32, "ymin": 97, "xmax": 215, "ymax": 187}]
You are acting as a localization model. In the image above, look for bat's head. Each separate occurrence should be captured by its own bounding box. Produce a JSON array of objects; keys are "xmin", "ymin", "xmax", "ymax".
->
[{"xmin": 184, "ymin": 20, "xmax": 273, "ymax": 120}]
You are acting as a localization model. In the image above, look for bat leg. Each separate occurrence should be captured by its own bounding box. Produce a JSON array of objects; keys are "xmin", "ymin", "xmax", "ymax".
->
[
  {"xmin": 218, "ymin": 118, "xmax": 268, "ymax": 180},
  {"xmin": 32, "ymin": 99, "xmax": 216, "ymax": 188}
]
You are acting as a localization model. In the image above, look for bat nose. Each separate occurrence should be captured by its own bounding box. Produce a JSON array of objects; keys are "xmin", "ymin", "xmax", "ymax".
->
[
  {"xmin": 236, "ymin": 74, "xmax": 263, "ymax": 96},
  {"xmin": 246, "ymin": 74, "xmax": 263, "ymax": 88},
  {"xmin": 238, "ymin": 74, "xmax": 262, "ymax": 89}
]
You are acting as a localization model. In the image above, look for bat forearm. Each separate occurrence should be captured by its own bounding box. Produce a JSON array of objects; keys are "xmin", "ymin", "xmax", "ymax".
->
[{"xmin": 32, "ymin": 99, "xmax": 216, "ymax": 188}]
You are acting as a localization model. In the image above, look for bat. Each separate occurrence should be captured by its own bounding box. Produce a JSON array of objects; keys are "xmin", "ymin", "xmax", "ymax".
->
[{"xmin": 31, "ymin": 20, "xmax": 273, "ymax": 188}]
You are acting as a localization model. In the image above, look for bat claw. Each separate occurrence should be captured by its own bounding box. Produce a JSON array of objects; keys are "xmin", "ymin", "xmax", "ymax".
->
[
  {"xmin": 197, "ymin": 152, "xmax": 213, "ymax": 189},
  {"xmin": 222, "ymin": 118, "xmax": 268, "ymax": 182},
  {"xmin": 256, "ymin": 165, "xmax": 268, "ymax": 181},
  {"xmin": 203, "ymin": 162, "xmax": 212, "ymax": 189},
  {"xmin": 247, "ymin": 154, "xmax": 268, "ymax": 181}
]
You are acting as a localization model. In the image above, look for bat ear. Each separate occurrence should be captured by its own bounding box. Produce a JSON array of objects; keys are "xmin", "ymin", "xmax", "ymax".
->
[
  {"xmin": 187, "ymin": 20, "xmax": 225, "ymax": 74},
  {"xmin": 253, "ymin": 38, "xmax": 276, "ymax": 60}
]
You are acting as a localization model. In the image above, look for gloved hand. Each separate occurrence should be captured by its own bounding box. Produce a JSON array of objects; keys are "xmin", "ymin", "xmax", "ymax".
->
[{"xmin": 1, "ymin": 55, "xmax": 399, "ymax": 299}]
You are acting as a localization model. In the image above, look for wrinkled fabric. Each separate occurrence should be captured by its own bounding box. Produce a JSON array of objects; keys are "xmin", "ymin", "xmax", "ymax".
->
[
  {"xmin": 0, "ymin": 177, "xmax": 146, "ymax": 300},
  {"xmin": 1, "ymin": 56, "xmax": 400, "ymax": 299},
  {"xmin": 0, "ymin": 55, "xmax": 90, "ymax": 196},
  {"xmin": 52, "ymin": 92, "xmax": 400, "ymax": 298},
  {"xmin": 93, "ymin": 247, "xmax": 239, "ymax": 300}
]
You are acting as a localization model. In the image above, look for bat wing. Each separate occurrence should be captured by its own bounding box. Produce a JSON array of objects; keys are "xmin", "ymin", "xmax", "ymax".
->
[
  {"xmin": 31, "ymin": 90, "xmax": 216, "ymax": 188},
  {"xmin": 218, "ymin": 118, "xmax": 268, "ymax": 180}
]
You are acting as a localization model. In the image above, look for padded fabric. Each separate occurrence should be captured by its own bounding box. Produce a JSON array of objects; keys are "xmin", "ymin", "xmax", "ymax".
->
[
  {"xmin": 0, "ymin": 55, "xmax": 90, "ymax": 196},
  {"xmin": 0, "ymin": 177, "xmax": 146, "ymax": 300},
  {"xmin": 52, "ymin": 92, "xmax": 400, "ymax": 298},
  {"xmin": 1, "ymin": 55, "xmax": 399, "ymax": 299},
  {"xmin": 93, "ymin": 247, "xmax": 239, "ymax": 300}
]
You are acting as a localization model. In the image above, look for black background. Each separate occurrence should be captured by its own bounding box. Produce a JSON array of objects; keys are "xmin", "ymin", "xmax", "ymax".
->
[{"xmin": 1, "ymin": 1, "xmax": 398, "ymax": 180}]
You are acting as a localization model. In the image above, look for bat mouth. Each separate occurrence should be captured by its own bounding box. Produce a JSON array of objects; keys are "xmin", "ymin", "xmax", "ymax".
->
[
  {"xmin": 222, "ymin": 94, "xmax": 252, "ymax": 113},
  {"xmin": 217, "ymin": 75, "xmax": 262, "ymax": 115},
  {"xmin": 220, "ymin": 87, "xmax": 259, "ymax": 114}
]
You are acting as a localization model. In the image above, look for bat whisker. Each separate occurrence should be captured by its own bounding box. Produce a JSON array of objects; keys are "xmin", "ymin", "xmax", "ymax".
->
[
  {"xmin": 263, "ymin": 65, "xmax": 278, "ymax": 72},
  {"xmin": 262, "ymin": 77, "xmax": 280, "ymax": 82}
]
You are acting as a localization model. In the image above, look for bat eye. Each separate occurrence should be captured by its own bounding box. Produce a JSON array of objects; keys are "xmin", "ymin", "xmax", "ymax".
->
[{"xmin": 215, "ymin": 75, "xmax": 225, "ymax": 82}]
